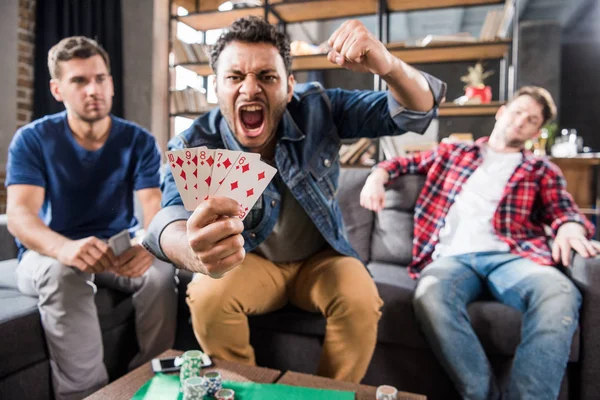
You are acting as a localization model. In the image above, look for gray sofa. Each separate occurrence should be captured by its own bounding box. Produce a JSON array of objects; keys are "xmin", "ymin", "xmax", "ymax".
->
[
  {"xmin": 2, "ymin": 167, "xmax": 600, "ymax": 399},
  {"xmin": 174, "ymin": 167, "xmax": 600, "ymax": 400},
  {"xmin": 0, "ymin": 215, "xmax": 139, "ymax": 399}
]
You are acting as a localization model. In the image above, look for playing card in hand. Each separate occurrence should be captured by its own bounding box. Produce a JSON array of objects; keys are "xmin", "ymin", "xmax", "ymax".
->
[
  {"xmin": 196, "ymin": 147, "xmax": 216, "ymax": 203},
  {"xmin": 166, "ymin": 148, "xmax": 200, "ymax": 211},
  {"xmin": 108, "ymin": 230, "xmax": 132, "ymax": 256},
  {"xmin": 214, "ymin": 154, "xmax": 277, "ymax": 220},
  {"xmin": 208, "ymin": 149, "xmax": 242, "ymax": 196},
  {"xmin": 166, "ymin": 148, "xmax": 277, "ymax": 218}
]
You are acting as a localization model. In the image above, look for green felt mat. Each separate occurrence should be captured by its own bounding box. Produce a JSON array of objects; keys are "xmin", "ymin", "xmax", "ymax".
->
[{"xmin": 132, "ymin": 373, "xmax": 354, "ymax": 400}]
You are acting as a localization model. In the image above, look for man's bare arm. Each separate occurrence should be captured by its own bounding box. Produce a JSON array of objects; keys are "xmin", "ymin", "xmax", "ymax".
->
[
  {"xmin": 136, "ymin": 187, "xmax": 162, "ymax": 230},
  {"xmin": 327, "ymin": 19, "xmax": 434, "ymax": 111},
  {"xmin": 7, "ymin": 184, "xmax": 115, "ymax": 272},
  {"xmin": 7, "ymin": 184, "xmax": 70, "ymax": 257}
]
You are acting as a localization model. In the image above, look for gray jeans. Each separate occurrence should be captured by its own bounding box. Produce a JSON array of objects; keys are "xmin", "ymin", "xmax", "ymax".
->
[{"xmin": 17, "ymin": 250, "xmax": 178, "ymax": 400}]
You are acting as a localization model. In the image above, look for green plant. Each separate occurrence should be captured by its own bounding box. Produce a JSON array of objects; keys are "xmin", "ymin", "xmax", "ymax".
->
[{"xmin": 543, "ymin": 121, "xmax": 558, "ymax": 150}]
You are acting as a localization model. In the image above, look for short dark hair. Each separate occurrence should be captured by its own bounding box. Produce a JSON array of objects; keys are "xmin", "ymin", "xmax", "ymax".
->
[
  {"xmin": 48, "ymin": 36, "xmax": 111, "ymax": 79},
  {"xmin": 512, "ymin": 86, "xmax": 557, "ymax": 126},
  {"xmin": 210, "ymin": 16, "xmax": 292, "ymax": 75}
]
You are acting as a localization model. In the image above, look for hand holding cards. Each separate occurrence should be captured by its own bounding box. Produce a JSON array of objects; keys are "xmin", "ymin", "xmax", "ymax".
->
[
  {"xmin": 166, "ymin": 147, "xmax": 277, "ymax": 219},
  {"xmin": 108, "ymin": 229, "xmax": 132, "ymax": 256}
]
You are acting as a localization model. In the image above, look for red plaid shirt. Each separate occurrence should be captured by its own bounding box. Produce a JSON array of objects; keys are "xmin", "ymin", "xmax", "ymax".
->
[{"xmin": 377, "ymin": 138, "xmax": 595, "ymax": 278}]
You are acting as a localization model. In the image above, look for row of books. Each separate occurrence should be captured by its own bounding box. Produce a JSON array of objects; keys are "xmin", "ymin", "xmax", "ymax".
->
[
  {"xmin": 173, "ymin": 39, "xmax": 211, "ymax": 64},
  {"xmin": 413, "ymin": 1, "xmax": 514, "ymax": 47},
  {"xmin": 340, "ymin": 138, "xmax": 376, "ymax": 166},
  {"xmin": 171, "ymin": 88, "xmax": 215, "ymax": 114},
  {"xmin": 415, "ymin": 33, "xmax": 476, "ymax": 47},
  {"xmin": 480, "ymin": 0, "xmax": 515, "ymax": 41}
]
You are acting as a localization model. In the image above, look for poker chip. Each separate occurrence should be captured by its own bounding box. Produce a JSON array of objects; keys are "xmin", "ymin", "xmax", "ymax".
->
[
  {"xmin": 182, "ymin": 376, "xmax": 208, "ymax": 400},
  {"xmin": 376, "ymin": 385, "xmax": 398, "ymax": 400},
  {"xmin": 215, "ymin": 388, "xmax": 235, "ymax": 399},
  {"xmin": 203, "ymin": 370, "xmax": 223, "ymax": 396},
  {"xmin": 179, "ymin": 350, "xmax": 204, "ymax": 382}
]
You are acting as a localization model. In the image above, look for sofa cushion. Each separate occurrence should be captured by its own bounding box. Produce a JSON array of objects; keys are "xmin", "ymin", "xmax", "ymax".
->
[
  {"xmin": 0, "ymin": 258, "xmax": 137, "ymax": 380},
  {"xmin": 338, "ymin": 168, "xmax": 373, "ymax": 262},
  {"xmin": 0, "ymin": 259, "xmax": 47, "ymax": 379},
  {"xmin": 371, "ymin": 175, "xmax": 425, "ymax": 265},
  {"xmin": 368, "ymin": 261, "xmax": 580, "ymax": 361},
  {"xmin": 0, "ymin": 216, "xmax": 18, "ymax": 262}
]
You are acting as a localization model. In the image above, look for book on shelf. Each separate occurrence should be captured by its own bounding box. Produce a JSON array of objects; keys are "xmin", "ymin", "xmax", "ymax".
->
[
  {"xmin": 173, "ymin": 40, "xmax": 188, "ymax": 64},
  {"xmin": 171, "ymin": 88, "xmax": 215, "ymax": 114},
  {"xmin": 415, "ymin": 33, "xmax": 476, "ymax": 47},
  {"xmin": 173, "ymin": 39, "xmax": 211, "ymax": 64},
  {"xmin": 340, "ymin": 138, "xmax": 373, "ymax": 166},
  {"xmin": 447, "ymin": 133, "xmax": 474, "ymax": 143},
  {"xmin": 497, "ymin": 0, "xmax": 515, "ymax": 39},
  {"xmin": 479, "ymin": 1, "xmax": 515, "ymax": 41},
  {"xmin": 386, "ymin": 41, "xmax": 407, "ymax": 49},
  {"xmin": 379, "ymin": 120, "xmax": 440, "ymax": 159},
  {"xmin": 379, "ymin": 137, "xmax": 401, "ymax": 159}
]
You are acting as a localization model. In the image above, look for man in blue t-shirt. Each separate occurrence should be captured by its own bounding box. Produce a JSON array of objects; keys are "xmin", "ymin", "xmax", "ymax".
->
[{"xmin": 5, "ymin": 36, "xmax": 176, "ymax": 400}]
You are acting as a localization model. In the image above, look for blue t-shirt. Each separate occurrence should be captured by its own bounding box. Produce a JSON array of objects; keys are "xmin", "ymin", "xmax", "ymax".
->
[{"xmin": 5, "ymin": 111, "xmax": 161, "ymax": 259}]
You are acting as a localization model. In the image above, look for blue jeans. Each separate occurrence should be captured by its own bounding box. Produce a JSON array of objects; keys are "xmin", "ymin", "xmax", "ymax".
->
[{"xmin": 413, "ymin": 252, "xmax": 581, "ymax": 400}]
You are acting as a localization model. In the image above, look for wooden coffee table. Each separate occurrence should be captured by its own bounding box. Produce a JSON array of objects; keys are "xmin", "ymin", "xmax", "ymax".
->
[
  {"xmin": 277, "ymin": 371, "xmax": 427, "ymax": 400},
  {"xmin": 86, "ymin": 349, "xmax": 426, "ymax": 399},
  {"xmin": 85, "ymin": 349, "xmax": 281, "ymax": 400}
]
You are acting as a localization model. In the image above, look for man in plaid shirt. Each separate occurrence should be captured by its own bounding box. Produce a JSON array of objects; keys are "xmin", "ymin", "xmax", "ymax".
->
[{"xmin": 360, "ymin": 86, "xmax": 599, "ymax": 400}]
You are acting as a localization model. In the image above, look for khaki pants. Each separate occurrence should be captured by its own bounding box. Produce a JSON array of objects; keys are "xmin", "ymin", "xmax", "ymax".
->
[{"xmin": 186, "ymin": 248, "xmax": 383, "ymax": 383}]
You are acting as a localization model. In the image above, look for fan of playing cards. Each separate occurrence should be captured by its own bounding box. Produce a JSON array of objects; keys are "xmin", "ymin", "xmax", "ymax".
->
[{"xmin": 166, "ymin": 148, "xmax": 277, "ymax": 219}]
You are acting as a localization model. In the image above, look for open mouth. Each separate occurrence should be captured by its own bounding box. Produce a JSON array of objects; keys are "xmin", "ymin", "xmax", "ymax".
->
[{"xmin": 238, "ymin": 104, "xmax": 265, "ymax": 137}]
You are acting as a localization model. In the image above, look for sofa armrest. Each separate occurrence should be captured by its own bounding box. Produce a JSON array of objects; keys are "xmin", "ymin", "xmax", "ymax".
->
[
  {"xmin": 338, "ymin": 168, "xmax": 374, "ymax": 263},
  {"xmin": 0, "ymin": 215, "xmax": 18, "ymax": 261},
  {"xmin": 564, "ymin": 252, "xmax": 600, "ymax": 400}
]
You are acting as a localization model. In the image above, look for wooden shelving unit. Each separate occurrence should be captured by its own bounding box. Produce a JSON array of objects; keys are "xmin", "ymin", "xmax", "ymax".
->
[
  {"xmin": 179, "ymin": 8, "xmax": 279, "ymax": 31},
  {"xmin": 169, "ymin": 0, "xmax": 516, "ymax": 165},
  {"xmin": 387, "ymin": 0, "xmax": 503, "ymax": 12},
  {"xmin": 438, "ymin": 101, "xmax": 504, "ymax": 117},
  {"xmin": 175, "ymin": 0, "xmax": 505, "ymax": 30},
  {"xmin": 175, "ymin": 41, "xmax": 510, "ymax": 75},
  {"xmin": 170, "ymin": 101, "xmax": 504, "ymax": 120}
]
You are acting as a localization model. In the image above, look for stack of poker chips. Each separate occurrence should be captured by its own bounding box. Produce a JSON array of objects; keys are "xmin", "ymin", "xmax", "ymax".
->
[
  {"xmin": 204, "ymin": 371, "xmax": 223, "ymax": 396},
  {"xmin": 182, "ymin": 376, "xmax": 208, "ymax": 400},
  {"xmin": 215, "ymin": 388, "xmax": 236, "ymax": 400},
  {"xmin": 180, "ymin": 350, "xmax": 204, "ymax": 382},
  {"xmin": 376, "ymin": 385, "xmax": 398, "ymax": 400}
]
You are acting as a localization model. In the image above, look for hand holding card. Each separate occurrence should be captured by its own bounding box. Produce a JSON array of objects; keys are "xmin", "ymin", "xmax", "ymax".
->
[
  {"xmin": 166, "ymin": 148, "xmax": 277, "ymax": 219},
  {"xmin": 166, "ymin": 148, "xmax": 200, "ymax": 211},
  {"xmin": 187, "ymin": 197, "xmax": 246, "ymax": 277},
  {"xmin": 108, "ymin": 229, "xmax": 132, "ymax": 256},
  {"xmin": 213, "ymin": 154, "xmax": 277, "ymax": 219}
]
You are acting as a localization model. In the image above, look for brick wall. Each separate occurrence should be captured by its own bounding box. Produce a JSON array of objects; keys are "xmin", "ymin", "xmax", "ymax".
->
[
  {"xmin": 16, "ymin": 0, "xmax": 36, "ymax": 130},
  {"xmin": 0, "ymin": 0, "xmax": 36, "ymax": 213}
]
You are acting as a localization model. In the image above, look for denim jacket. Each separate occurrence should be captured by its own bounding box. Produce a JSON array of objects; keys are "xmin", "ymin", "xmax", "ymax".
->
[{"xmin": 144, "ymin": 74, "xmax": 446, "ymax": 263}]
